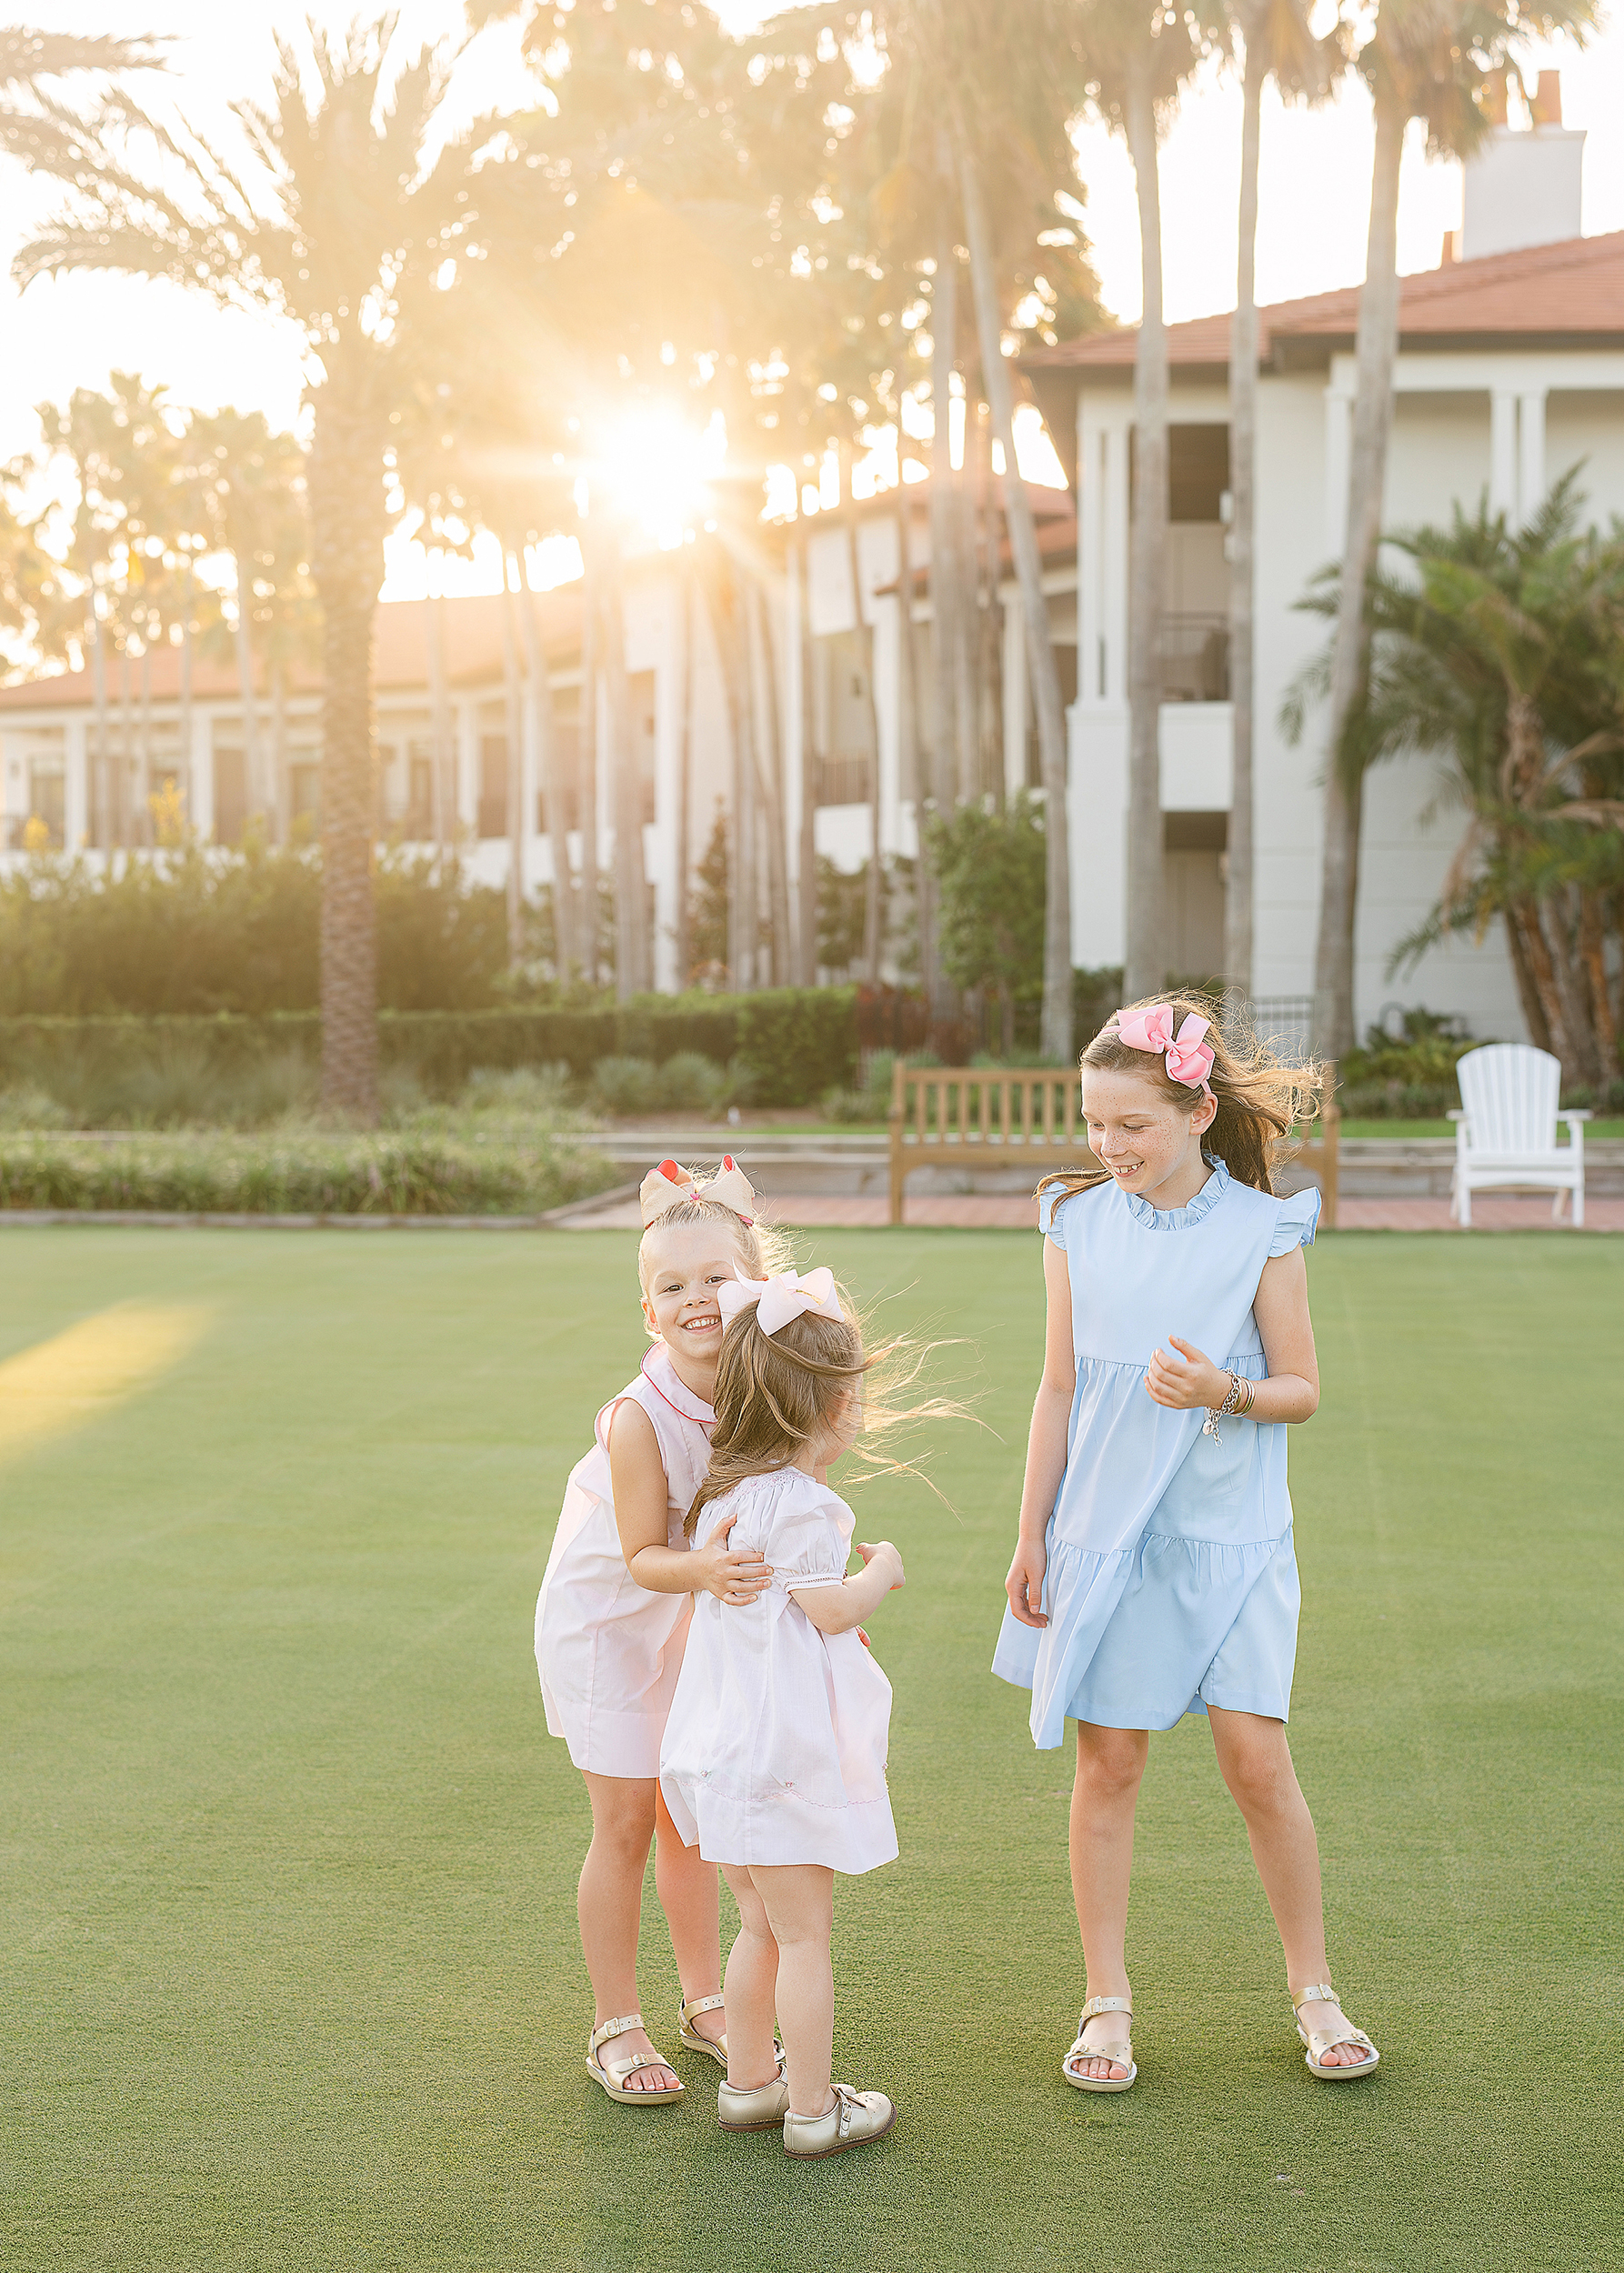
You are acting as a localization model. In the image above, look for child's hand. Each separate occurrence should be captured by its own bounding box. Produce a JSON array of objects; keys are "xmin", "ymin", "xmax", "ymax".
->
[
  {"xmin": 1146, "ymin": 1335, "xmax": 1230, "ymax": 1411},
  {"xmin": 856, "ymin": 1539, "xmax": 905, "ymax": 1591},
  {"xmin": 696, "ymin": 1511, "xmax": 773, "ymax": 1607},
  {"xmin": 1006, "ymin": 1536, "xmax": 1048, "ymax": 1627}
]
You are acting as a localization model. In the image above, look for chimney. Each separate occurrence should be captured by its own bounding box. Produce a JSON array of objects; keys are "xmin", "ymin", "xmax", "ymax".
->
[{"xmin": 1461, "ymin": 75, "xmax": 1583, "ymax": 259}]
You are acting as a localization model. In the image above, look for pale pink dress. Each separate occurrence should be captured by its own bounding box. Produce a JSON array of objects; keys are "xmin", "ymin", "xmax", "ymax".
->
[{"xmin": 535, "ymin": 1345, "xmax": 715, "ymax": 1777}]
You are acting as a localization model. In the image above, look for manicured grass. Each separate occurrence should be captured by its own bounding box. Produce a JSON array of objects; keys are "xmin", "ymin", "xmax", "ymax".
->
[{"xmin": 2, "ymin": 1227, "xmax": 1619, "ymax": 2272}]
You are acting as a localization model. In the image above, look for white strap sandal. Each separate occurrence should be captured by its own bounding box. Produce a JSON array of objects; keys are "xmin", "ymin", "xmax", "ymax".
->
[
  {"xmin": 1292, "ymin": 1983, "xmax": 1379, "ymax": 2079},
  {"xmin": 586, "ymin": 2011, "xmax": 683, "ymax": 2103},
  {"xmin": 1062, "ymin": 1996, "xmax": 1138, "ymax": 2094}
]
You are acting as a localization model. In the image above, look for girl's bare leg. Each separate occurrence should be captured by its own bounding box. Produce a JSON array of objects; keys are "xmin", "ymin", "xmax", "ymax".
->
[
  {"xmin": 749, "ymin": 1864, "xmax": 836, "ymax": 2117},
  {"xmin": 1206, "ymin": 1706, "xmax": 1372, "ymax": 2068},
  {"xmin": 578, "ymin": 1770, "xmax": 675, "ymax": 2090},
  {"xmin": 718, "ymin": 1863, "xmax": 782, "ymax": 2091},
  {"xmin": 652, "ymin": 1785, "xmax": 725, "ymax": 2047},
  {"xmin": 1068, "ymin": 1721, "xmax": 1150, "ymax": 2081}
]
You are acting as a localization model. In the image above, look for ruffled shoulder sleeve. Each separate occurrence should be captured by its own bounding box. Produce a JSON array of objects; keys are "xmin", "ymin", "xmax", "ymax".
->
[
  {"xmin": 1038, "ymin": 1183, "xmax": 1074, "ymax": 1247},
  {"xmin": 1268, "ymin": 1186, "xmax": 1321, "ymax": 1257},
  {"xmin": 768, "ymin": 1477, "xmax": 854, "ymax": 1594}
]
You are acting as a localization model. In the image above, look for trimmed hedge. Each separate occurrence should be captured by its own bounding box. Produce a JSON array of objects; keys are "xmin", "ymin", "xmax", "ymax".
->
[
  {"xmin": 0, "ymin": 988, "xmax": 857, "ymax": 1113},
  {"xmin": 0, "ymin": 1129, "xmax": 617, "ymax": 1216}
]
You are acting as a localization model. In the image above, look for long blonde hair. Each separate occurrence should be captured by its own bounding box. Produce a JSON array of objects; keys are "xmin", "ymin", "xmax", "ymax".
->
[
  {"xmin": 1038, "ymin": 990, "xmax": 1323, "ymax": 1206},
  {"xmin": 685, "ymin": 1282, "xmax": 961, "ymax": 1537}
]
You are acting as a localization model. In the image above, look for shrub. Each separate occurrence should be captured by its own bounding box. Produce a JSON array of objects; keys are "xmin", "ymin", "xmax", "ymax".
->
[
  {"xmin": 657, "ymin": 1051, "xmax": 728, "ymax": 1113},
  {"xmin": 464, "ymin": 1065, "xmax": 576, "ymax": 1115},
  {"xmin": 0, "ymin": 1128, "xmax": 615, "ymax": 1216},
  {"xmin": 592, "ymin": 1056, "xmax": 660, "ymax": 1116},
  {"xmin": 0, "ymin": 1084, "xmax": 72, "ymax": 1130}
]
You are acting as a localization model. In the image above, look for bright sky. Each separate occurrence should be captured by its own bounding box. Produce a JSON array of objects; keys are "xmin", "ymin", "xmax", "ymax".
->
[{"xmin": 2, "ymin": 0, "xmax": 1618, "ymax": 602}]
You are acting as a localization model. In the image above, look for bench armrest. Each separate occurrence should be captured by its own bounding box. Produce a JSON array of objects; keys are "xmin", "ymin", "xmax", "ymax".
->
[
  {"xmin": 1447, "ymin": 1109, "xmax": 1468, "ymax": 1121},
  {"xmin": 1559, "ymin": 1110, "xmax": 1592, "ymax": 1124}
]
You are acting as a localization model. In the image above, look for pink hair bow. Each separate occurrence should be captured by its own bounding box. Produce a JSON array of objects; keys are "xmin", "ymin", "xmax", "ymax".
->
[
  {"xmin": 717, "ymin": 1264, "xmax": 844, "ymax": 1338},
  {"xmin": 1113, "ymin": 1004, "xmax": 1215, "ymax": 1091},
  {"xmin": 639, "ymin": 1155, "xmax": 757, "ymax": 1228}
]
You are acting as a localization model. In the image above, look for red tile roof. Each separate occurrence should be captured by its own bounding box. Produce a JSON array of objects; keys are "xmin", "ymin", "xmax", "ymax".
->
[
  {"xmin": 1023, "ymin": 229, "xmax": 1624, "ymax": 375},
  {"xmin": 0, "ymin": 586, "xmax": 586, "ymax": 712}
]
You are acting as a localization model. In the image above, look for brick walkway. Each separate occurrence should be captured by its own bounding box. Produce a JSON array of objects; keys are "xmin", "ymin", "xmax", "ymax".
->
[{"xmin": 562, "ymin": 1193, "xmax": 1624, "ymax": 1232}]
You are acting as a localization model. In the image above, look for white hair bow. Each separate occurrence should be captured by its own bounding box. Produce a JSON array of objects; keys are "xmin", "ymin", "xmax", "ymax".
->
[
  {"xmin": 639, "ymin": 1154, "xmax": 757, "ymax": 1228},
  {"xmin": 717, "ymin": 1264, "xmax": 844, "ymax": 1338}
]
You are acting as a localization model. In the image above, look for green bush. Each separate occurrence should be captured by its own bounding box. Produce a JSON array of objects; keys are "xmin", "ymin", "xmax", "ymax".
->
[
  {"xmin": 592, "ymin": 1056, "xmax": 660, "ymax": 1116},
  {"xmin": 657, "ymin": 1051, "xmax": 729, "ymax": 1113},
  {"xmin": 0, "ymin": 1128, "xmax": 615, "ymax": 1216}
]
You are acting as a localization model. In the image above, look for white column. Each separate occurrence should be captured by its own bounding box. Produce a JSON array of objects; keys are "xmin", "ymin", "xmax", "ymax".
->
[
  {"xmin": 1323, "ymin": 386, "xmax": 1354, "ymax": 556},
  {"xmin": 1102, "ymin": 420, "xmax": 1128, "ymax": 706},
  {"xmin": 1517, "ymin": 389, "xmax": 1547, "ymax": 525},
  {"xmin": 64, "ymin": 716, "xmax": 90, "ymax": 848},
  {"xmin": 1489, "ymin": 388, "xmax": 1518, "ymax": 518},
  {"xmin": 456, "ymin": 696, "xmax": 478, "ymax": 830},
  {"xmin": 786, "ymin": 546, "xmax": 805, "ymax": 886},
  {"xmin": 1002, "ymin": 591, "xmax": 1028, "ymax": 796},
  {"xmin": 1078, "ymin": 398, "xmax": 1100, "ymax": 705}
]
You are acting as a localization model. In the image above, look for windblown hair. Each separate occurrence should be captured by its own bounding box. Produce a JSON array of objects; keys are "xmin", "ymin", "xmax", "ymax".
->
[
  {"xmin": 1038, "ymin": 990, "xmax": 1324, "ymax": 1206},
  {"xmin": 637, "ymin": 1178, "xmax": 794, "ymax": 1327},
  {"xmin": 685, "ymin": 1286, "xmax": 961, "ymax": 1537}
]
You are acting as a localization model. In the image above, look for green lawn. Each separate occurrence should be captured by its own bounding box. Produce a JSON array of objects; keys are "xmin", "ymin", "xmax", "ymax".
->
[{"xmin": 2, "ymin": 1227, "xmax": 1619, "ymax": 2273}]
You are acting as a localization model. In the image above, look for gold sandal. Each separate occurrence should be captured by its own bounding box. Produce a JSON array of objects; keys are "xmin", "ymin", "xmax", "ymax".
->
[
  {"xmin": 1292, "ymin": 1983, "xmax": 1378, "ymax": 2079},
  {"xmin": 677, "ymin": 1991, "xmax": 730, "ymax": 2069},
  {"xmin": 1062, "ymin": 1996, "xmax": 1137, "ymax": 2094},
  {"xmin": 586, "ymin": 2011, "xmax": 683, "ymax": 2104}
]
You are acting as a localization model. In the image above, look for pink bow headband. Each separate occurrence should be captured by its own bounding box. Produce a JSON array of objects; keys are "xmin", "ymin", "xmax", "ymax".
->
[
  {"xmin": 1109, "ymin": 1005, "xmax": 1216, "ymax": 1092},
  {"xmin": 640, "ymin": 1155, "xmax": 757, "ymax": 1229},
  {"xmin": 717, "ymin": 1265, "xmax": 845, "ymax": 1338}
]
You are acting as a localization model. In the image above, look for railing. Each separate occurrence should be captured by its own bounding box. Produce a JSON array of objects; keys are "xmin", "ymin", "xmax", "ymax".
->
[{"xmin": 1161, "ymin": 615, "xmax": 1230, "ymax": 703}]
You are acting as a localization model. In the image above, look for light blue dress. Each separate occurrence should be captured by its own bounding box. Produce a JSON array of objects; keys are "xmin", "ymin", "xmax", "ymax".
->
[{"xmin": 992, "ymin": 1162, "xmax": 1319, "ymax": 1748}]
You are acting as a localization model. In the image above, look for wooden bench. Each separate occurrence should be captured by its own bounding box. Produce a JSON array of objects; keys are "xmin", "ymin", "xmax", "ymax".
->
[{"xmin": 887, "ymin": 1062, "xmax": 1340, "ymax": 1227}]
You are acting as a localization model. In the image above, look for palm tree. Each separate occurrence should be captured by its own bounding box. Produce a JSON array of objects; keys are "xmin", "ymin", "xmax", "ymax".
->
[
  {"xmin": 1225, "ymin": 0, "xmax": 1340, "ymax": 999},
  {"xmin": 15, "ymin": 20, "xmax": 542, "ymax": 1116},
  {"xmin": 1311, "ymin": 0, "xmax": 1600, "ymax": 1057},
  {"xmin": 0, "ymin": 25, "xmax": 162, "ymax": 164},
  {"xmin": 1283, "ymin": 476, "xmax": 1624, "ymax": 1081},
  {"xmin": 1078, "ymin": 0, "xmax": 1226, "ymax": 1006}
]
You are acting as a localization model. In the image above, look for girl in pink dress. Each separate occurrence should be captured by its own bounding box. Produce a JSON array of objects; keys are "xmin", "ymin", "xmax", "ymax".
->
[{"xmin": 536, "ymin": 1158, "xmax": 790, "ymax": 2105}]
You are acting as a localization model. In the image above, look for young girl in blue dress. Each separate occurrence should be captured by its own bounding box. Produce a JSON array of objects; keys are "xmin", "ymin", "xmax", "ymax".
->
[{"xmin": 997, "ymin": 996, "xmax": 1379, "ymax": 2092}]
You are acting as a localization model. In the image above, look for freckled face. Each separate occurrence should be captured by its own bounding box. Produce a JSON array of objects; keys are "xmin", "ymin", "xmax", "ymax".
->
[
  {"xmin": 640, "ymin": 1223, "xmax": 749, "ymax": 1362},
  {"xmin": 1081, "ymin": 1066, "xmax": 1210, "ymax": 1200}
]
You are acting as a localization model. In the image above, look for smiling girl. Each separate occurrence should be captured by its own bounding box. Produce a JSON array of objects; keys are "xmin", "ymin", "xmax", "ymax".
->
[
  {"xmin": 995, "ymin": 999, "xmax": 1380, "ymax": 2093},
  {"xmin": 536, "ymin": 1158, "xmax": 790, "ymax": 2105}
]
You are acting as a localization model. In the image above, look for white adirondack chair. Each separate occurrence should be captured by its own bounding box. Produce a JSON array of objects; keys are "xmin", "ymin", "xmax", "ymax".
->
[{"xmin": 1449, "ymin": 1044, "xmax": 1589, "ymax": 1227}]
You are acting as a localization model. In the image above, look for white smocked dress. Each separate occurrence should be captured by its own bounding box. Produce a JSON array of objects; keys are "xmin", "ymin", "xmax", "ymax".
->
[
  {"xmin": 992, "ymin": 1163, "xmax": 1319, "ymax": 1747},
  {"xmin": 536, "ymin": 1345, "xmax": 714, "ymax": 1778},
  {"xmin": 660, "ymin": 1467, "xmax": 897, "ymax": 1875}
]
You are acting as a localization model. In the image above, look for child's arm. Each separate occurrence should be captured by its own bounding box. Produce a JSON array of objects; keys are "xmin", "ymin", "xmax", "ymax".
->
[
  {"xmin": 1006, "ymin": 1234, "xmax": 1077, "ymax": 1631},
  {"xmin": 1146, "ymin": 1248, "xmax": 1320, "ymax": 1423},
  {"xmin": 609, "ymin": 1400, "xmax": 774, "ymax": 1603},
  {"xmin": 789, "ymin": 1540, "xmax": 904, "ymax": 1637}
]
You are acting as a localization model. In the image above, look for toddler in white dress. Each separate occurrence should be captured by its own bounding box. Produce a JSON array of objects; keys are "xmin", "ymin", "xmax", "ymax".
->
[
  {"xmin": 536, "ymin": 1159, "xmax": 793, "ymax": 2105},
  {"xmin": 660, "ymin": 1264, "xmax": 907, "ymax": 2160}
]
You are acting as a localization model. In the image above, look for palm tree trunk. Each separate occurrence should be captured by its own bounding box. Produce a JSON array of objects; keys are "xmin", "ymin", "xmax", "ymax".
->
[
  {"xmin": 1504, "ymin": 901, "xmax": 1552, "ymax": 1054},
  {"xmin": 897, "ymin": 501, "xmax": 936, "ymax": 1005},
  {"xmin": 752, "ymin": 576, "xmax": 792, "ymax": 985},
  {"xmin": 796, "ymin": 539, "xmax": 819, "ymax": 985},
  {"xmin": 1579, "ymin": 887, "xmax": 1618, "ymax": 1075},
  {"xmin": 269, "ymin": 658, "xmax": 287, "ymax": 846},
  {"xmin": 1313, "ymin": 87, "xmax": 1405, "ymax": 1056},
  {"xmin": 518, "ymin": 555, "xmax": 568, "ymax": 984},
  {"xmin": 959, "ymin": 133, "xmax": 1073, "ymax": 1062},
  {"xmin": 501, "ymin": 559, "xmax": 526, "ymax": 971},
  {"xmin": 929, "ymin": 148, "xmax": 970, "ymax": 813},
  {"xmin": 604, "ymin": 562, "xmax": 650, "ymax": 998},
  {"xmin": 310, "ymin": 384, "xmax": 385, "ymax": 1122},
  {"xmin": 178, "ymin": 564, "xmax": 194, "ymax": 834},
  {"xmin": 957, "ymin": 394, "xmax": 986, "ymax": 798},
  {"xmin": 1545, "ymin": 886, "xmax": 1598, "ymax": 1084},
  {"xmin": 1225, "ymin": 34, "xmax": 1266, "ymax": 1001},
  {"xmin": 1124, "ymin": 46, "xmax": 1168, "ymax": 1006},
  {"xmin": 706, "ymin": 546, "xmax": 756, "ymax": 990},
  {"xmin": 861, "ymin": 569, "xmax": 884, "ymax": 985},
  {"xmin": 577, "ymin": 536, "xmax": 601, "ymax": 986},
  {"xmin": 672, "ymin": 566, "xmax": 694, "ymax": 988},
  {"xmin": 118, "ymin": 649, "xmax": 132, "ymax": 847},
  {"xmin": 1516, "ymin": 893, "xmax": 1574, "ymax": 1075}
]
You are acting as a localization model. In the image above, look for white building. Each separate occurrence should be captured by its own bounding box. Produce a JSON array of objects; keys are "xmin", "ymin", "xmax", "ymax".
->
[{"xmin": 1026, "ymin": 88, "xmax": 1624, "ymax": 1038}]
